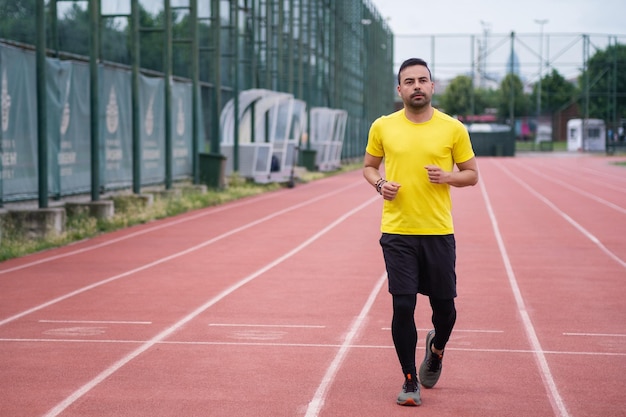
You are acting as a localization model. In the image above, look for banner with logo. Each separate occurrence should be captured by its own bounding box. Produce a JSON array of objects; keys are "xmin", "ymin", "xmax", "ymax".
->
[
  {"xmin": 101, "ymin": 66, "xmax": 134, "ymax": 189},
  {"xmin": 46, "ymin": 58, "xmax": 91, "ymax": 196},
  {"xmin": 0, "ymin": 43, "xmax": 196, "ymax": 203},
  {"xmin": 0, "ymin": 44, "xmax": 38, "ymax": 201},
  {"xmin": 171, "ymin": 81, "xmax": 192, "ymax": 179},
  {"xmin": 140, "ymin": 74, "xmax": 165, "ymax": 185}
]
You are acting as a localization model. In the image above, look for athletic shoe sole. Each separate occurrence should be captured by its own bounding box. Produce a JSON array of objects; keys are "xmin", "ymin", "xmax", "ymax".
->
[{"xmin": 397, "ymin": 397, "xmax": 421, "ymax": 406}]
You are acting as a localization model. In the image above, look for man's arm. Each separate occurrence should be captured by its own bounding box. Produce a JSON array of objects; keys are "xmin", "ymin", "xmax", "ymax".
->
[
  {"xmin": 363, "ymin": 152, "xmax": 402, "ymax": 199},
  {"xmin": 424, "ymin": 157, "xmax": 479, "ymax": 187},
  {"xmin": 363, "ymin": 152, "xmax": 384, "ymax": 190}
]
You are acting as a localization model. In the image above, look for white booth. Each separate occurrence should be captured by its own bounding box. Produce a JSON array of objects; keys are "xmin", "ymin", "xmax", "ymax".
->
[
  {"xmin": 308, "ymin": 107, "xmax": 348, "ymax": 172},
  {"xmin": 220, "ymin": 89, "xmax": 306, "ymax": 183},
  {"xmin": 567, "ymin": 119, "xmax": 606, "ymax": 152},
  {"xmin": 535, "ymin": 123, "xmax": 552, "ymax": 144}
]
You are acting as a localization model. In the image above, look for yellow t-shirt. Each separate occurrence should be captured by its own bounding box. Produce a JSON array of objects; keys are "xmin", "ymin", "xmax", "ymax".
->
[{"xmin": 366, "ymin": 108, "xmax": 475, "ymax": 235}]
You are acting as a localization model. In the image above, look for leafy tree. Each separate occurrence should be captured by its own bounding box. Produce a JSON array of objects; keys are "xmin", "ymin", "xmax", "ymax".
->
[
  {"xmin": 439, "ymin": 74, "xmax": 497, "ymax": 117},
  {"xmin": 0, "ymin": 0, "xmax": 36, "ymax": 44},
  {"xmin": 135, "ymin": 9, "xmax": 166, "ymax": 73},
  {"xmin": 126, "ymin": 8, "xmax": 200, "ymax": 76},
  {"xmin": 476, "ymin": 88, "xmax": 499, "ymax": 111},
  {"xmin": 530, "ymin": 69, "xmax": 578, "ymax": 115},
  {"xmin": 440, "ymin": 75, "xmax": 473, "ymax": 116},
  {"xmin": 55, "ymin": 4, "xmax": 132, "ymax": 64},
  {"xmin": 497, "ymin": 73, "xmax": 529, "ymax": 120},
  {"xmin": 579, "ymin": 43, "xmax": 626, "ymax": 121}
]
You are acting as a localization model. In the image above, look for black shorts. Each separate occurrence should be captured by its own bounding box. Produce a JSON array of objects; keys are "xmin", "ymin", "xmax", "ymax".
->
[{"xmin": 379, "ymin": 233, "xmax": 457, "ymax": 298}]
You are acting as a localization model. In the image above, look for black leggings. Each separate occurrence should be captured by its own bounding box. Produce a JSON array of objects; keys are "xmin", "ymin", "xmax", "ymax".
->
[{"xmin": 391, "ymin": 294, "xmax": 456, "ymax": 377}]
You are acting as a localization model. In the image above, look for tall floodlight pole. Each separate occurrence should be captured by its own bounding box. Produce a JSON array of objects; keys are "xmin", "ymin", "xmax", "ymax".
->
[
  {"xmin": 535, "ymin": 19, "xmax": 548, "ymax": 118},
  {"xmin": 479, "ymin": 20, "xmax": 491, "ymax": 89}
]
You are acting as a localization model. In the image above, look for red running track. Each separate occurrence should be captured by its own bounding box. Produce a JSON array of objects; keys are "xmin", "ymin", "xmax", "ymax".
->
[{"xmin": 0, "ymin": 154, "xmax": 625, "ymax": 417}]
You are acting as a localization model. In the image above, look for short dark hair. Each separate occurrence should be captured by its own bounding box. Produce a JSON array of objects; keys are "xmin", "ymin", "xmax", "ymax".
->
[{"xmin": 397, "ymin": 58, "xmax": 432, "ymax": 85}]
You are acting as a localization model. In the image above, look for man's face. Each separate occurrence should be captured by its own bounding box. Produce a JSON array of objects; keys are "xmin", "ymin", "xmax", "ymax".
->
[{"xmin": 397, "ymin": 65, "xmax": 434, "ymax": 110}]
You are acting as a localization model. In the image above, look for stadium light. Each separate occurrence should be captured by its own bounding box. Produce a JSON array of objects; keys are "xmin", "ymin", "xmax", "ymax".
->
[{"xmin": 535, "ymin": 19, "xmax": 549, "ymax": 118}]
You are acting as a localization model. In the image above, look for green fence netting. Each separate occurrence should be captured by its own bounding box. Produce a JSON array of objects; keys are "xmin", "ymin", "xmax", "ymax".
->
[{"xmin": 0, "ymin": 43, "xmax": 196, "ymax": 201}]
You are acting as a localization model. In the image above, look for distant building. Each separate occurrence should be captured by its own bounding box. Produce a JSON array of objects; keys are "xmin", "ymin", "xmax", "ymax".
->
[{"xmin": 506, "ymin": 50, "xmax": 521, "ymax": 77}]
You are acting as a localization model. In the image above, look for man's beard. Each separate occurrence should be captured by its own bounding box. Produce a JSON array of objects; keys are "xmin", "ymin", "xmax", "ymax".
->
[{"xmin": 405, "ymin": 94, "xmax": 430, "ymax": 110}]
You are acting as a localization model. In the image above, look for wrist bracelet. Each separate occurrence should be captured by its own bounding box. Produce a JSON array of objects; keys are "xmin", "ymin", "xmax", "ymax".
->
[{"xmin": 375, "ymin": 178, "xmax": 386, "ymax": 194}]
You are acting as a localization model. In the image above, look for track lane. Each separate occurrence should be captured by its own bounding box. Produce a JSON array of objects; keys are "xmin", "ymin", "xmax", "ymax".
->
[
  {"xmin": 321, "ymin": 158, "xmax": 559, "ymax": 416},
  {"xmin": 40, "ymin": 189, "xmax": 382, "ymax": 416},
  {"xmin": 1, "ymin": 170, "xmax": 388, "ymax": 416},
  {"xmin": 0, "ymin": 177, "xmax": 364, "ymax": 323},
  {"xmin": 498, "ymin": 158, "xmax": 626, "ymax": 262},
  {"xmin": 475, "ymin": 157, "xmax": 626, "ymax": 417},
  {"xmin": 1, "ymin": 157, "xmax": 625, "ymax": 417}
]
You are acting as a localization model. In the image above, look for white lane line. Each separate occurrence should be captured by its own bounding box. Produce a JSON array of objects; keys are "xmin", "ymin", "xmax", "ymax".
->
[
  {"xmin": 208, "ymin": 323, "xmax": 325, "ymax": 328},
  {"xmin": 304, "ymin": 272, "xmax": 387, "ymax": 417},
  {"xmin": 381, "ymin": 327, "xmax": 504, "ymax": 333},
  {"xmin": 0, "ymin": 192, "xmax": 279, "ymax": 276},
  {"xmin": 0, "ymin": 183, "xmax": 363, "ymax": 328},
  {"xmin": 0, "ymin": 179, "xmax": 360, "ymax": 276},
  {"xmin": 38, "ymin": 320, "xmax": 152, "ymax": 325},
  {"xmin": 580, "ymin": 166, "xmax": 626, "ymax": 186},
  {"xmin": 511, "ymin": 161, "xmax": 626, "ymax": 214},
  {"xmin": 543, "ymin": 163, "xmax": 626, "ymax": 194},
  {"xmin": 496, "ymin": 161, "xmax": 626, "ymax": 269},
  {"xmin": 3, "ymin": 338, "xmax": 626, "ymax": 357},
  {"xmin": 480, "ymin": 178, "xmax": 571, "ymax": 417},
  {"xmin": 41, "ymin": 195, "xmax": 379, "ymax": 417},
  {"xmin": 563, "ymin": 332, "xmax": 626, "ymax": 337}
]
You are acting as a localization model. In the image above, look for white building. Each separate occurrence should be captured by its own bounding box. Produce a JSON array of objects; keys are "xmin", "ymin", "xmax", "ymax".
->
[{"xmin": 566, "ymin": 119, "xmax": 606, "ymax": 152}]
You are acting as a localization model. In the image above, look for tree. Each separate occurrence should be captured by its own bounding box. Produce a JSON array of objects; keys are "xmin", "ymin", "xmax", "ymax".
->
[
  {"xmin": 497, "ymin": 73, "xmax": 529, "ymax": 120},
  {"xmin": 0, "ymin": 0, "xmax": 36, "ymax": 44},
  {"xmin": 55, "ymin": 4, "xmax": 133, "ymax": 65},
  {"xmin": 579, "ymin": 42, "xmax": 626, "ymax": 121},
  {"xmin": 440, "ymin": 75, "xmax": 497, "ymax": 117},
  {"xmin": 476, "ymin": 88, "xmax": 499, "ymax": 112},
  {"xmin": 440, "ymin": 75, "xmax": 473, "ymax": 116},
  {"xmin": 530, "ymin": 69, "xmax": 578, "ymax": 115}
]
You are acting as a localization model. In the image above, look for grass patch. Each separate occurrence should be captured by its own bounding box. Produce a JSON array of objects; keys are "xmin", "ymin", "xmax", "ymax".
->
[
  {"xmin": 515, "ymin": 140, "xmax": 567, "ymax": 152},
  {"xmin": 0, "ymin": 164, "xmax": 361, "ymax": 262}
]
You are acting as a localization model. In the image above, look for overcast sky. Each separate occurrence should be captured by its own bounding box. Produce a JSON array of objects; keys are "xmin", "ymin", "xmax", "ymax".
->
[
  {"xmin": 367, "ymin": 0, "xmax": 626, "ymax": 81},
  {"xmin": 368, "ymin": 0, "xmax": 625, "ymax": 36},
  {"xmin": 104, "ymin": 0, "xmax": 625, "ymax": 36}
]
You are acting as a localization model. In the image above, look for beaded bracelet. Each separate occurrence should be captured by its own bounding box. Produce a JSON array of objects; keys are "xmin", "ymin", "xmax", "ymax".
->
[{"xmin": 375, "ymin": 178, "xmax": 387, "ymax": 195}]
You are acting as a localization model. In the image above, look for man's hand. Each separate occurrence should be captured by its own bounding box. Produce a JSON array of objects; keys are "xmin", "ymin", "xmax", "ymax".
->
[
  {"xmin": 380, "ymin": 181, "xmax": 401, "ymax": 200},
  {"xmin": 425, "ymin": 165, "xmax": 449, "ymax": 184}
]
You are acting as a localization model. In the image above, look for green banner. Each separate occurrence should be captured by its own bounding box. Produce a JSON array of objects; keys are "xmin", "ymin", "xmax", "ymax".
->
[
  {"xmin": 172, "ymin": 81, "xmax": 193, "ymax": 179},
  {"xmin": 46, "ymin": 58, "xmax": 91, "ymax": 196},
  {"xmin": 101, "ymin": 66, "xmax": 133, "ymax": 189},
  {"xmin": 140, "ymin": 74, "xmax": 165, "ymax": 185},
  {"xmin": 0, "ymin": 43, "xmax": 197, "ymax": 202},
  {"xmin": 0, "ymin": 44, "xmax": 38, "ymax": 201}
]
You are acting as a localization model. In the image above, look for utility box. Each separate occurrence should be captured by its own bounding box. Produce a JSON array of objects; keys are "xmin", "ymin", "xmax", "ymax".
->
[
  {"xmin": 567, "ymin": 119, "xmax": 606, "ymax": 152},
  {"xmin": 300, "ymin": 149, "xmax": 317, "ymax": 171},
  {"xmin": 466, "ymin": 124, "xmax": 515, "ymax": 157},
  {"xmin": 199, "ymin": 153, "xmax": 227, "ymax": 189}
]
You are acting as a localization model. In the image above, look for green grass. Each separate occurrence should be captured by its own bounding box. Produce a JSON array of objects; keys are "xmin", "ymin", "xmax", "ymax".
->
[
  {"xmin": 515, "ymin": 140, "xmax": 567, "ymax": 152},
  {"xmin": 0, "ymin": 165, "xmax": 361, "ymax": 262}
]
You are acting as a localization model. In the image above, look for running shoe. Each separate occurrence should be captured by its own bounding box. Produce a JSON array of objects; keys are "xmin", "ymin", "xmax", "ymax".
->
[
  {"xmin": 419, "ymin": 329, "xmax": 443, "ymax": 388},
  {"xmin": 397, "ymin": 373, "xmax": 421, "ymax": 406}
]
